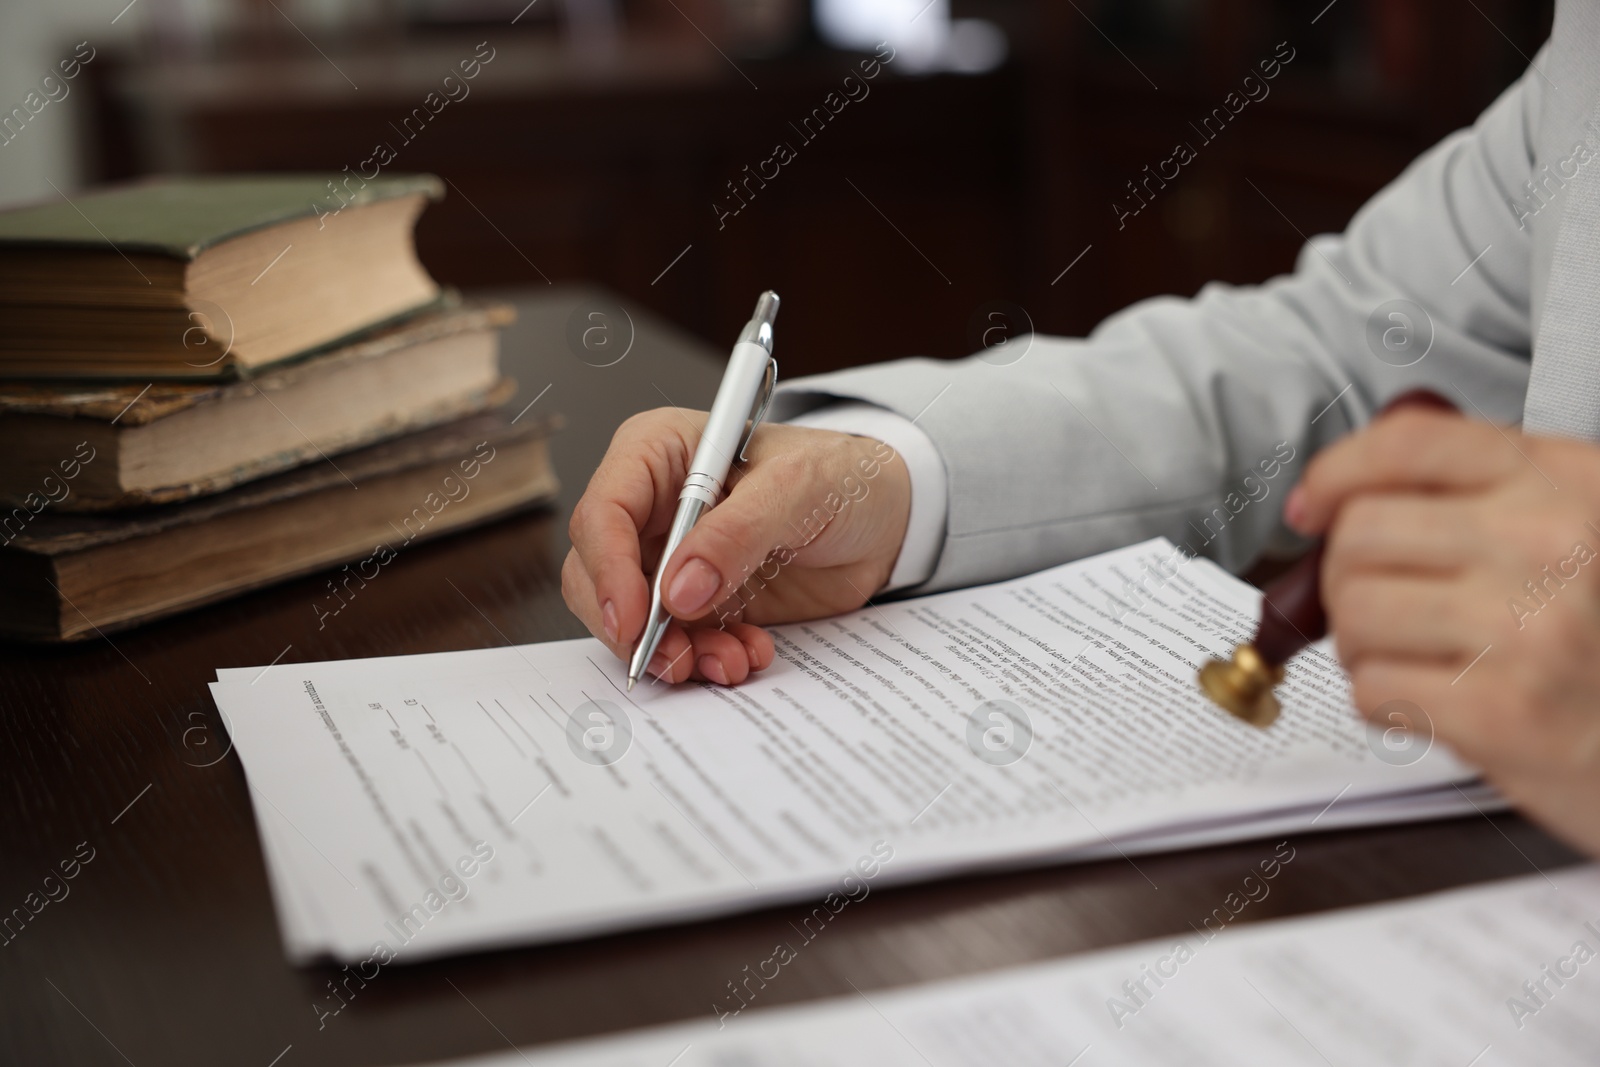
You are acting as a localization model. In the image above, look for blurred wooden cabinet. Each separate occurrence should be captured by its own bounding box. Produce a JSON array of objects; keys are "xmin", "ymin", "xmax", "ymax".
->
[
  {"xmin": 83, "ymin": 0, "xmax": 1552, "ymax": 372},
  {"xmin": 1022, "ymin": 0, "xmax": 1553, "ymax": 337},
  {"xmin": 87, "ymin": 34, "xmax": 1025, "ymax": 377}
]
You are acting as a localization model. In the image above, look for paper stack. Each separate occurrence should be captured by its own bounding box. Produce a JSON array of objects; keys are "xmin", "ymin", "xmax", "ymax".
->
[{"xmin": 210, "ymin": 538, "xmax": 1500, "ymax": 966}]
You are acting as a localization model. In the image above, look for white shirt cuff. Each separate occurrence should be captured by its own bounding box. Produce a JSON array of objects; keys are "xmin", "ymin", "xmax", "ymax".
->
[{"xmin": 785, "ymin": 402, "xmax": 947, "ymax": 592}]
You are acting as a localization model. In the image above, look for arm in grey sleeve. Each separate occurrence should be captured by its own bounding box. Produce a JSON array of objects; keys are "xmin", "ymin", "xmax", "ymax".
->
[{"xmin": 770, "ymin": 57, "xmax": 1542, "ymax": 595}]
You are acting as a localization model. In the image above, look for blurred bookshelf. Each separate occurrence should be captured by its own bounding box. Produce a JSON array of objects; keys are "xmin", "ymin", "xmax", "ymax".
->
[
  {"xmin": 1035, "ymin": 0, "xmax": 1554, "ymax": 339},
  {"xmin": 79, "ymin": 0, "xmax": 1553, "ymax": 376}
]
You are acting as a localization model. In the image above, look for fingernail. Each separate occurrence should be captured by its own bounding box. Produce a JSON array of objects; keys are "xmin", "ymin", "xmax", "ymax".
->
[
  {"xmin": 667, "ymin": 558, "xmax": 722, "ymax": 615},
  {"xmin": 698, "ymin": 655, "xmax": 730, "ymax": 686},
  {"xmin": 601, "ymin": 599, "xmax": 619, "ymax": 643},
  {"xmin": 648, "ymin": 651, "xmax": 671, "ymax": 678},
  {"xmin": 1284, "ymin": 485, "xmax": 1307, "ymax": 532}
]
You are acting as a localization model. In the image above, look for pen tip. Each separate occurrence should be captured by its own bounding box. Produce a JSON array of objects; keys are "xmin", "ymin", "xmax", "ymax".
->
[{"xmin": 627, "ymin": 677, "xmax": 636, "ymax": 692}]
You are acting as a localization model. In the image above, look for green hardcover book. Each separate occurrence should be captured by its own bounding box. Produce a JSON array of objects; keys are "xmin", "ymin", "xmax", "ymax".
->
[{"xmin": 0, "ymin": 174, "xmax": 444, "ymax": 380}]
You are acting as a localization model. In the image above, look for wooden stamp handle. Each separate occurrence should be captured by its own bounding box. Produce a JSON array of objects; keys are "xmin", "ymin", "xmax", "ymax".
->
[{"xmin": 1249, "ymin": 387, "xmax": 1458, "ymax": 669}]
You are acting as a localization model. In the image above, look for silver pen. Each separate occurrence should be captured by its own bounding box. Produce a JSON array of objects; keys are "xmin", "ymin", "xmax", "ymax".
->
[{"xmin": 628, "ymin": 291, "xmax": 780, "ymax": 689}]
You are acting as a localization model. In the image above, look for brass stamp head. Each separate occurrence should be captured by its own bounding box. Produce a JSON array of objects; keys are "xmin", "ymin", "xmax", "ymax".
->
[{"xmin": 1197, "ymin": 643, "xmax": 1285, "ymax": 728}]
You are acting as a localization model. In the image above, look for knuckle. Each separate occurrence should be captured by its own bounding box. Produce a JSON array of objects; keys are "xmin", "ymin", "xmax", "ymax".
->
[
  {"xmin": 1364, "ymin": 417, "xmax": 1433, "ymax": 482},
  {"xmin": 1325, "ymin": 498, "xmax": 1378, "ymax": 562},
  {"xmin": 1341, "ymin": 495, "xmax": 1386, "ymax": 534},
  {"xmin": 1383, "ymin": 410, "xmax": 1442, "ymax": 455},
  {"xmin": 567, "ymin": 498, "xmax": 590, "ymax": 545},
  {"xmin": 614, "ymin": 408, "xmax": 679, "ymax": 454},
  {"xmin": 619, "ymin": 408, "xmax": 669, "ymax": 436},
  {"xmin": 1323, "ymin": 572, "xmax": 1367, "ymax": 628}
]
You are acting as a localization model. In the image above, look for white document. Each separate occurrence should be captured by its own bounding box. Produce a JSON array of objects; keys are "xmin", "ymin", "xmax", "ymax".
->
[
  {"xmin": 408, "ymin": 865, "xmax": 1600, "ymax": 1066},
  {"xmin": 210, "ymin": 538, "xmax": 1486, "ymax": 964}
]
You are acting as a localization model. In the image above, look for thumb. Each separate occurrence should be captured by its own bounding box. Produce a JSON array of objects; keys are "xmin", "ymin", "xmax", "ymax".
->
[{"xmin": 659, "ymin": 458, "xmax": 823, "ymax": 621}]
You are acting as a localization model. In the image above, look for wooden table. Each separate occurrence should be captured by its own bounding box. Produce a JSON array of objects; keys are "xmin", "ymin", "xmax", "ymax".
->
[{"xmin": 0, "ymin": 288, "xmax": 1581, "ymax": 1066}]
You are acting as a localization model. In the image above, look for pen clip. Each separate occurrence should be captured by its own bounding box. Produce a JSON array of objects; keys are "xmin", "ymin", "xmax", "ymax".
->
[{"xmin": 736, "ymin": 358, "xmax": 778, "ymax": 463}]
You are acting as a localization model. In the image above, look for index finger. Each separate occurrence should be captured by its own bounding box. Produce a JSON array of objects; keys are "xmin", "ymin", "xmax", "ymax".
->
[
  {"xmin": 568, "ymin": 416, "xmax": 692, "ymax": 645},
  {"xmin": 1291, "ymin": 409, "xmax": 1521, "ymax": 536}
]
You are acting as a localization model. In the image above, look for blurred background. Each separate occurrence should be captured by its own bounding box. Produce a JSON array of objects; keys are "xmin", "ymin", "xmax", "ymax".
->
[{"xmin": 0, "ymin": 0, "xmax": 1554, "ymax": 379}]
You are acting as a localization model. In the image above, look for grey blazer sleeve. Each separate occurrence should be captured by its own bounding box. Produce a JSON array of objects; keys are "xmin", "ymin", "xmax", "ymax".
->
[{"xmin": 771, "ymin": 59, "xmax": 1543, "ymax": 595}]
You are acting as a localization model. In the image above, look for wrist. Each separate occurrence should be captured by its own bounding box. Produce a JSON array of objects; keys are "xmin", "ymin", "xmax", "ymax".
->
[
  {"xmin": 865, "ymin": 440, "xmax": 913, "ymax": 594},
  {"xmin": 785, "ymin": 402, "xmax": 946, "ymax": 593}
]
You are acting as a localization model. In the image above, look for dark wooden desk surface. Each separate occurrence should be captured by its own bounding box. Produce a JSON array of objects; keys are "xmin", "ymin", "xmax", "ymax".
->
[{"xmin": 0, "ymin": 288, "xmax": 1583, "ymax": 1066}]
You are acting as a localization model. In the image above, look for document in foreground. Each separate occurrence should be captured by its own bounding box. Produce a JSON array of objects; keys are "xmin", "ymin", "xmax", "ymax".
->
[
  {"xmin": 210, "ymin": 538, "xmax": 1489, "ymax": 963},
  {"xmin": 412, "ymin": 865, "xmax": 1600, "ymax": 1066}
]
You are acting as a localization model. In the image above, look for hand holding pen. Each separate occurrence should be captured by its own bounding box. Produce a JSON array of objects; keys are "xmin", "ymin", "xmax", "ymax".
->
[
  {"xmin": 628, "ymin": 293, "xmax": 783, "ymax": 688},
  {"xmin": 561, "ymin": 292, "xmax": 915, "ymax": 688}
]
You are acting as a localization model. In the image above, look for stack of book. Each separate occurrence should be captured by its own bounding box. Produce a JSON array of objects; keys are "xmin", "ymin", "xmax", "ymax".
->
[{"xmin": 0, "ymin": 175, "xmax": 558, "ymax": 641}]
